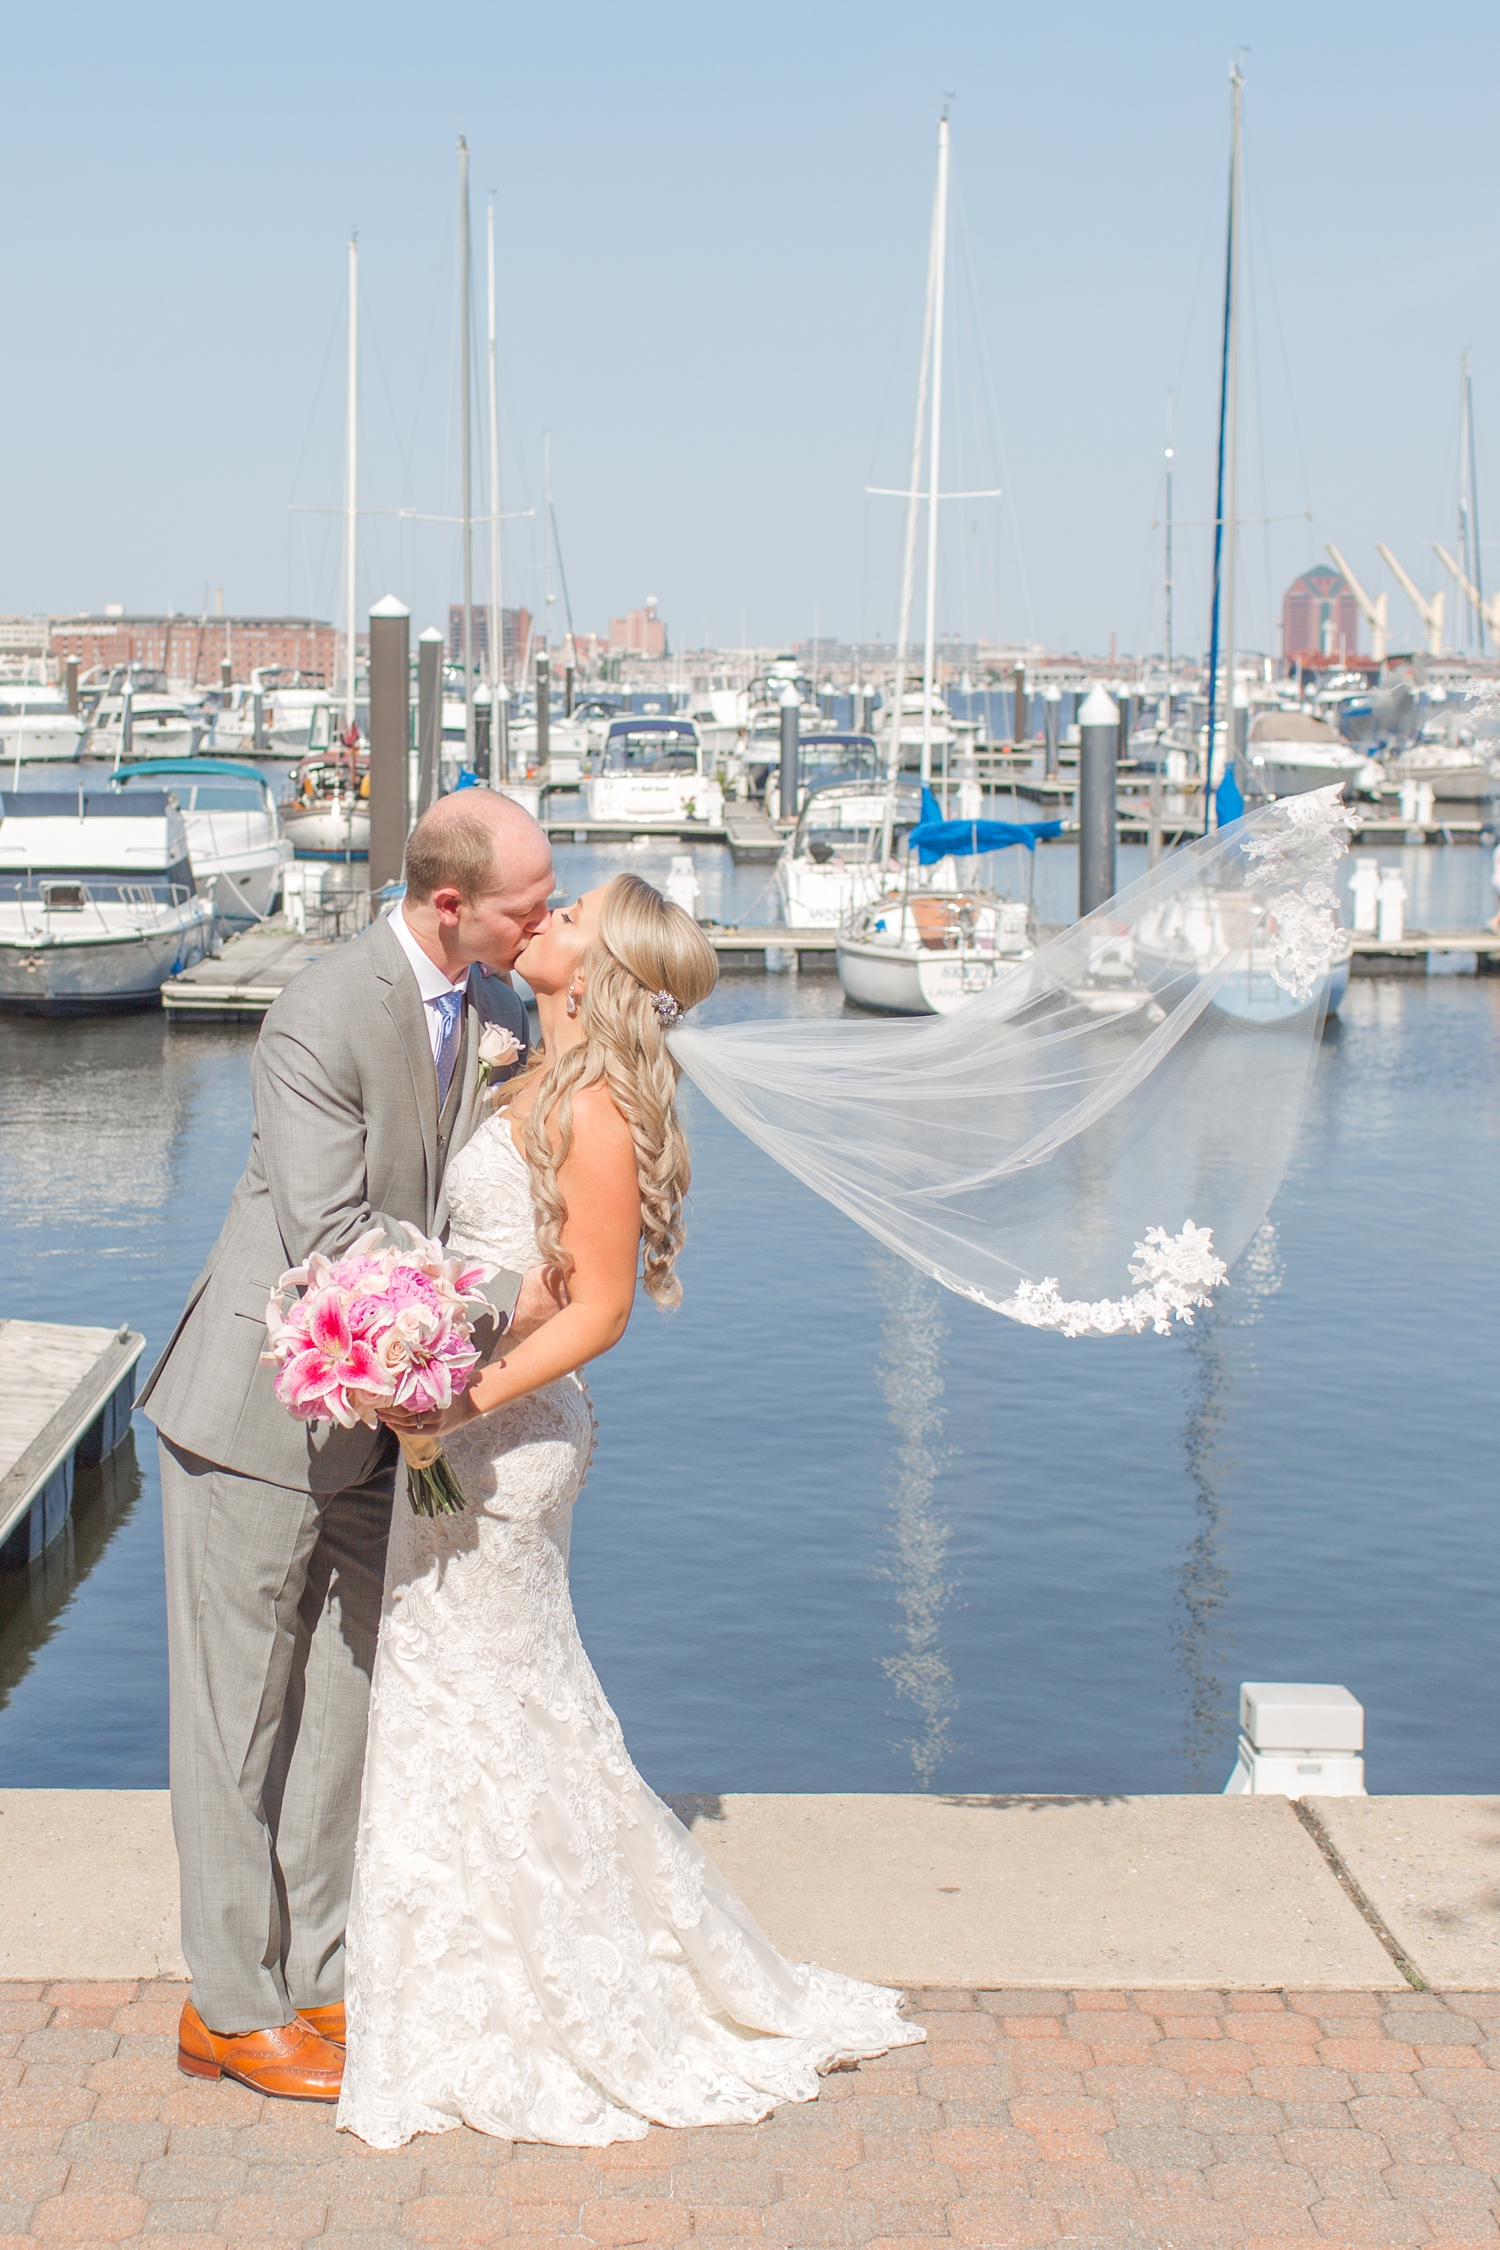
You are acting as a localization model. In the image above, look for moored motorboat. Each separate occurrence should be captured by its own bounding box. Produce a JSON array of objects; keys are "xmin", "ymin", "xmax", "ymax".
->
[
  {"xmin": 1242, "ymin": 709, "xmax": 1381, "ymax": 800},
  {"xmin": 1134, "ymin": 886, "xmax": 1352, "ymax": 1022},
  {"xmin": 0, "ymin": 685, "xmax": 84, "ymax": 767},
  {"xmin": 0, "ymin": 789, "xmax": 216, "ymax": 1015},
  {"xmin": 111, "ymin": 760, "xmax": 292, "ymax": 929},
  {"xmin": 775, "ymin": 774, "xmax": 925, "ymax": 928},
  {"xmin": 280, "ymin": 735, "xmax": 370, "ymax": 859},
  {"xmin": 583, "ymin": 717, "xmax": 724, "ymax": 825},
  {"xmin": 84, "ymin": 673, "xmax": 202, "ymax": 762}
]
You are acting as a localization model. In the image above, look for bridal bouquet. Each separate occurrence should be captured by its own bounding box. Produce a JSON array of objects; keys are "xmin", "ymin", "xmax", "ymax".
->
[{"xmin": 262, "ymin": 1225, "xmax": 493, "ymax": 1516}]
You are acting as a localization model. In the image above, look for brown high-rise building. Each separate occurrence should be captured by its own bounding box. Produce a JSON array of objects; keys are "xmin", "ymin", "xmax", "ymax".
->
[{"xmin": 1282, "ymin": 567, "xmax": 1360, "ymax": 663}]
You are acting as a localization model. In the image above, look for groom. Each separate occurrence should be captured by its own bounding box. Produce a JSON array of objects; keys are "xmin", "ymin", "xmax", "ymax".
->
[{"xmin": 140, "ymin": 788, "xmax": 560, "ymax": 2101}]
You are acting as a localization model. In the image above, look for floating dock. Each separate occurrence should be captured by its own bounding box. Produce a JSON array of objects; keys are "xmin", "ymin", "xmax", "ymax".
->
[{"xmin": 0, "ymin": 1320, "xmax": 145, "ymax": 1567}]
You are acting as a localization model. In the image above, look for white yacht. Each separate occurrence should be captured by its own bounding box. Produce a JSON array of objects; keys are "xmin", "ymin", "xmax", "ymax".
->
[
  {"xmin": 1242, "ymin": 710, "xmax": 1381, "ymax": 799},
  {"xmin": 111, "ymin": 760, "xmax": 291, "ymax": 928},
  {"xmin": 0, "ymin": 686, "xmax": 84, "ymax": 767},
  {"xmin": 1134, "ymin": 889, "xmax": 1352, "ymax": 1023},
  {"xmin": 0, "ymin": 788, "xmax": 216, "ymax": 1014},
  {"xmin": 266, "ymin": 684, "xmax": 333, "ymax": 756},
  {"xmin": 775, "ymin": 774, "xmax": 926, "ymax": 928},
  {"xmin": 583, "ymin": 717, "xmax": 724, "ymax": 825},
  {"xmin": 281, "ymin": 741, "xmax": 370, "ymax": 859},
  {"xmin": 84, "ymin": 673, "xmax": 202, "ymax": 762}
]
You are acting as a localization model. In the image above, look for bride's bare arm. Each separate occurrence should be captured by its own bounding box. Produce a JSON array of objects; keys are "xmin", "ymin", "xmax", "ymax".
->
[{"xmin": 390, "ymin": 1085, "xmax": 641, "ymax": 1430}]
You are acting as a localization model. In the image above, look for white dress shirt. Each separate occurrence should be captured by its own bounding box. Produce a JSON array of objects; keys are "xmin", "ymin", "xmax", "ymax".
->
[{"xmin": 386, "ymin": 902, "xmax": 469, "ymax": 1068}]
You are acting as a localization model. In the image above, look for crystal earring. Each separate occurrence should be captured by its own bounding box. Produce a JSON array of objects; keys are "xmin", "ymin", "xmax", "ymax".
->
[{"xmin": 565, "ymin": 989, "xmax": 579, "ymax": 1018}]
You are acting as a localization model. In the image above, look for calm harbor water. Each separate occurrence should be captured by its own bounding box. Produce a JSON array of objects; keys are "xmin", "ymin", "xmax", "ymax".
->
[{"xmin": 0, "ymin": 891, "xmax": 1495, "ymax": 1796}]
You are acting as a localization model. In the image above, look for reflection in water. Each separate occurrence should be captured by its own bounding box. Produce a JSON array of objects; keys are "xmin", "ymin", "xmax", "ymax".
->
[
  {"xmin": 0, "ymin": 1432, "xmax": 144, "ymax": 1716},
  {"xmin": 0, "ymin": 1013, "xmax": 205, "ymax": 1223},
  {"xmin": 1172, "ymin": 1219, "xmax": 1284, "ymax": 1787},
  {"xmin": 871, "ymin": 1253, "xmax": 958, "ymax": 1789}
]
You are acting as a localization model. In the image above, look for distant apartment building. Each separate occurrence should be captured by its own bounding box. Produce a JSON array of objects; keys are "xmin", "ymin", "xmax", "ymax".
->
[
  {"xmin": 1282, "ymin": 567, "xmax": 1360, "ymax": 663},
  {"xmin": 0, "ymin": 616, "xmax": 52, "ymax": 659},
  {"xmin": 49, "ymin": 614, "xmax": 337, "ymax": 684},
  {"xmin": 610, "ymin": 599, "xmax": 667, "ymax": 658},
  {"xmin": 448, "ymin": 605, "xmax": 533, "ymax": 675}
]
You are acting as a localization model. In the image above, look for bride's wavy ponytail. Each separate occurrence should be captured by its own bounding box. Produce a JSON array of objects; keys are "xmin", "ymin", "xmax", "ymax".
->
[{"xmin": 515, "ymin": 874, "xmax": 718, "ymax": 1307}]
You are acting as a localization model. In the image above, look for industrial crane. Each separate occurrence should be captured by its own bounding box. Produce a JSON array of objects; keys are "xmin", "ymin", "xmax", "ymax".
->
[
  {"xmin": 1324, "ymin": 544, "xmax": 1388, "ymax": 662},
  {"xmin": 1432, "ymin": 543, "xmax": 1498, "ymax": 651},
  {"xmin": 1376, "ymin": 544, "xmax": 1446, "ymax": 656}
]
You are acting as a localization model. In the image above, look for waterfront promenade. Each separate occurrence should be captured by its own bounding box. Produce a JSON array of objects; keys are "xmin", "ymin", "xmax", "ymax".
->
[{"xmin": 0, "ymin": 1792, "xmax": 1497, "ymax": 2242}]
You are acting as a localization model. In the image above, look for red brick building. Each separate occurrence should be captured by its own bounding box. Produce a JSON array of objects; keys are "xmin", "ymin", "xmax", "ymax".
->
[
  {"xmin": 1282, "ymin": 567, "xmax": 1360, "ymax": 664},
  {"xmin": 50, "ymin": 614, "xmax": 337, "ymax": 686},
  {"xmin": 609, "ymin": 600, "xmax": 667, "ymax": 658}
]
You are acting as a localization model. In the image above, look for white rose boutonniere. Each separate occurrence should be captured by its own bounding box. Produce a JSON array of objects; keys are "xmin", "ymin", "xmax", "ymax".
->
[{"xmin": 477, "ymin": 1022, "xmax": 523, "ymax": 1100}]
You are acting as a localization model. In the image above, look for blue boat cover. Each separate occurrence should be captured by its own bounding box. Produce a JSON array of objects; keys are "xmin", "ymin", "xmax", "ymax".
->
[{"xmin": 908, "ymin": 815, "xmax": 1063, "ymax": 864}]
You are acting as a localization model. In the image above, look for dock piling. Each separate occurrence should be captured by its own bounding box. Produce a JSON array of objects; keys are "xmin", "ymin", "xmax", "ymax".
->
[
  {"xmin": 416, "ymin": 627, "xmax": 443, "ymax": 817},
  {"xmin": 367, "ymin": 595, "xmax": 410, "ymax": 894},
  {"xmin": 779, "ymin": 685, "xmax": 800, "ymax": 821},
  {"xmin": 1078, "ymin": 684, "xmax": 1119, "ymax": 917}
]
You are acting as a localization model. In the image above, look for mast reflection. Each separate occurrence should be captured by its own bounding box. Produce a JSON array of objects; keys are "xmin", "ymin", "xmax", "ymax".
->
[
  {"xmin": 871, "ymin": 1252, "xmax": 957, "ymax": 1789},
  {"xmin": 1173, "ymin": 1218, "xmax": 1283, "ymax": 1787}
]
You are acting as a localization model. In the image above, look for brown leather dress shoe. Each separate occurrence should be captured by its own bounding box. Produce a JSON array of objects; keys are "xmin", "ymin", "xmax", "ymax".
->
[
  {"xmin": 177, "ymin": 1999, "xmax": 343, "ymax": 2101},
  {"xmin": 295, "ymin": 2001, "xmax": 345, "ymax": 2047}
]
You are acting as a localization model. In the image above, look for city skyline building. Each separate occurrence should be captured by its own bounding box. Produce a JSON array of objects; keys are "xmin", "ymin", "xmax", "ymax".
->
[{"xmin": 1282, "ymin": 565, "xmax": 1361, "ymax": 663}]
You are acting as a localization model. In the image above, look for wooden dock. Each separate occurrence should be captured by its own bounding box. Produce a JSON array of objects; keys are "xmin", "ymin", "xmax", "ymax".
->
[
  {"xmin": 161, "ymin": 928, "xmax": 335, "ymax": 1019},
  {"xmin": 1350, "ymin": 928, "xmax": 1500, "ymax": 972},
  {"xmin": 0, "ymin": 1321, "xmax": 145, "ymax": 1568}
]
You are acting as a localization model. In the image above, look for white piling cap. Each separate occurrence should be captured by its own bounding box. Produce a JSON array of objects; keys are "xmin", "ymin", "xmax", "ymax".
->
[
  {"xmin": 779, "ymin": 683, "xmax": 802, "ymax": 707},
  {"xmin": 1240, "ymin": 1683, "xmax": 1364, "ymax": 1753},
  {"xmin": 418, "ymin": 626, "xmax": 445, "ymax": 643},
  {"xmin": 1078, "ymin": 685, "xmax": 1119, "ymax": 726},
  {"xmin": 370, "ymin": 594, "xmax": 410, "ymax": 619}
]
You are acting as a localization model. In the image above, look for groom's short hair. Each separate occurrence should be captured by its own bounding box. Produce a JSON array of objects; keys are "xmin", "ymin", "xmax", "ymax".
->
[{"xmin": 404, "ymin": 789, "xmax": 538, "ymax": 904}]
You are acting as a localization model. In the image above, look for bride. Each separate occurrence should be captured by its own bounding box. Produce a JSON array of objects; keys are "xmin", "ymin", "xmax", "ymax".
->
[{"xmin": 337, "ymin": 871, "xmax": 925, "ymax": 2151}]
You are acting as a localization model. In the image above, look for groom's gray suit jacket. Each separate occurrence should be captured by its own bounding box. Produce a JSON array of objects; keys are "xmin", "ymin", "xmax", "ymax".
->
[{"xmin": 140, "ymin": 913, "xmax": 529, "ymax": 1493}]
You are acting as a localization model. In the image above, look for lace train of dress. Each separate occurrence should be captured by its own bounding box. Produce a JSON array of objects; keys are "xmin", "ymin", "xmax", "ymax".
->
[{"xmin": 337, "ymin": 1116, "xmax": 922, "ymax": 2150}]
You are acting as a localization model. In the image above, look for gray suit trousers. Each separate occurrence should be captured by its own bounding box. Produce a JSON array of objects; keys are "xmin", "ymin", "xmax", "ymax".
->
[{"xmin": 160, "ymin": 1435, "xmax": 394, "ymax": 2032}]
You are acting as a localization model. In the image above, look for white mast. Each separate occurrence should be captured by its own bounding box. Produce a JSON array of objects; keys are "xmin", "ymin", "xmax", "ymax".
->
[
  {"xmin": 543, "ymin": 430, "xmax": 554, "ymax": 661},
  {"xmin": 919, "ymin": 111, "xmax": 950, "ymax": 792},
  {"xmin": 1163, "ymin": 392, "xmax": 1174, "ymax": 725},
  {"xmin": 459, "ymin": 135, "xmax": 475, "ymax": 771},
  {"xmin": 1219, "ymin": 64, "xmax": 1243, "ymax": 803},
  {"xmin": 343, "ymin": 232, "xmax": 358, "ymax": 732},
  {"xmin": 486, "ymin": 195, "xmax": 504, "ymax": 783},
  {"xmin": 878, "ymin": 117, "xmax": 943, "ymax": 861}
]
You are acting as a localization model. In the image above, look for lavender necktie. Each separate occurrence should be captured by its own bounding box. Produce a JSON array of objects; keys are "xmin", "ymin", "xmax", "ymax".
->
[{"xmin": 433, "ymin": 987, "xmax": 464, "ymax": 1108}]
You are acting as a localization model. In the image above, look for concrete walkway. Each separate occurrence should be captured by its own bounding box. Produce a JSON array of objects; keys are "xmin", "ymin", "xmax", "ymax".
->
[
  {"xmin": 5, "ymin": 1792, "xmax": 1500, "ymax": 1993},
  {"xmin": 0, "ymin": 1978, "xmax": 1498, "ymax": 2245}
]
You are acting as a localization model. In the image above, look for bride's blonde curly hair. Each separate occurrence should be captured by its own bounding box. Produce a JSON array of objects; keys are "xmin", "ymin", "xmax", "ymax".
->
[{"xmin": 510, "ymin": 872, "xmax": 718, "ymax": 1307}]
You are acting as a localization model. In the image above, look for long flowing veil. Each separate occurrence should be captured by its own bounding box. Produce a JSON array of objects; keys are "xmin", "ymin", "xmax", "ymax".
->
[{"xmin": 671, "ymin": 787, "xmax": 1349, "ymax": 1338}]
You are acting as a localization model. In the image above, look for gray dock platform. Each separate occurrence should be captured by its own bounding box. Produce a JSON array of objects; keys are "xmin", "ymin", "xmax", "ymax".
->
[
  {"xmin": 0, "ymin": 1320, "xmax": 145, "ymax": 1567},
  {"xmin": 161, "ymin": 927, "xmax": 334, "ymax": 1018}
]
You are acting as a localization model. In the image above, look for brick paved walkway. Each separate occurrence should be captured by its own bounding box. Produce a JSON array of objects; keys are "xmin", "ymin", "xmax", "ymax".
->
[{"xmin": 1, "ymin": 1980, "xmax": 1499, "ymax": 2246}]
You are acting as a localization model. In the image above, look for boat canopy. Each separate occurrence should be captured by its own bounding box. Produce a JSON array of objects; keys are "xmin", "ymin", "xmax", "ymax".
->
[
  {"xmin": 600, "ymin": 717, "xmax": 700, "ymax": 773},
  {"xmin": 1, "ymin": 790, "xmax": 175, "ymax": 820},
  {"xmin": 112, "ymin": 761, "xmax": 275, "ymax": 809},
  {"xmin": 0, "ymin": 790, "xmax": 192, "ymax": 886},
  {"xmin": 908, "ymin": 817, "xmax": 1063, "ymax": 864}
]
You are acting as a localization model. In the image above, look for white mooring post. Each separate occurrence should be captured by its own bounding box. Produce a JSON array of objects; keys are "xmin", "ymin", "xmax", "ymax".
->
[
  {"xmin": 1377, "ymin": 866, "xmax": 1408, "ymax": 944},
  {"xmin": 1224, "ymin": 1683, "xmax": 1366, "ymax": 1796},
  {"xmin": 1350, "ymin": 860, "xmax": 1380, "ymax": 934}
]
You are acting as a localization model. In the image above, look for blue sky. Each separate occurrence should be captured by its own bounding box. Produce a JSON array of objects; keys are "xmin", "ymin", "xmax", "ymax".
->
[{"xmin": 4, "ymin": 1, "xmax": 1497, "ymax": 659}]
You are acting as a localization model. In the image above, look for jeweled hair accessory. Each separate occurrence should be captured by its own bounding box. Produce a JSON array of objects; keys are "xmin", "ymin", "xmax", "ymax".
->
[{"xmin": 653, "ymin": 988, "xmax": 684, "ymax": 1029}]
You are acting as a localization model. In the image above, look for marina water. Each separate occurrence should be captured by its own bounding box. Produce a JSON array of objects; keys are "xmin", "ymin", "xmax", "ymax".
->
[{"xmin": 0, "ymin": 832, "xmax": 1495, "ymax": 1797}]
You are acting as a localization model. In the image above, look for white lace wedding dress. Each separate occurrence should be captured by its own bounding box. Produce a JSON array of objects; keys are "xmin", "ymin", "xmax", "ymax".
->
[{"xmin": 336, "ymin": 1113, "xmax": 923, "ymax": 2151}]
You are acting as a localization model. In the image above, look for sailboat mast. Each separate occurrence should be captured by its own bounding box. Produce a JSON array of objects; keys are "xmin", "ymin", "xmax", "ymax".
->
[
  {"xmin": 1163, "ymin": 392, "xmax": 1174, "ymax": 724},
  {"xmin": 459, "ymin": 136, "xmax": 475, "ymax": 772},
  {"xmin": 486, "ymin": 196, "xmax": 504, "ymax": 783},
  {"xmin": 879, "ymin": 116, "xmax": 943, "ymax": 862},
  {"xmin": 919, "ymin": 111, "xmax": 951, "ymax": 794},
  {"xmin": 1219, "ymin": 65, "xmax": 1243, "ymax": 812},
  {"xmin": 343, "ymin": 232, "xmax": 358, "ymax": 731},
  {"xmin": 543, "ymin": 431, "xmax": 553, "ymax": 661},
  {"xmin": 1203, "ymin": 62, "xmax": 1242, "ymax": 834}
]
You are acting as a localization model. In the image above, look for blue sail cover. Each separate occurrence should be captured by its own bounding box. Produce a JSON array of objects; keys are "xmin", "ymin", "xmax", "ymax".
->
[{"xmin": 908, "ymin": 816, "xmax": 1063, "ymax": 865}]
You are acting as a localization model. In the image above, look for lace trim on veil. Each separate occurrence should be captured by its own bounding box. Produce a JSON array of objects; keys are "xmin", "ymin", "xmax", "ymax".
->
[{"xmin": 977, "ymin": 791, "xmax": 1348, "ymax": 1338}]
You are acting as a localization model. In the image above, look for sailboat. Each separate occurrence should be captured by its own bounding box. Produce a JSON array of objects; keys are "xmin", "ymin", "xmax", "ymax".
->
[
  {"xmin": 835, "ymin": 114, "xmax": 1037, "ymax": 1016},
  {"xmin": 1136, "ymin": 65, "xmax": 1349, "ymax": 1025}
]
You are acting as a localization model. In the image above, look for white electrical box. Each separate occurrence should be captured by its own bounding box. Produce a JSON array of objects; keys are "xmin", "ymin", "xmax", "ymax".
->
[{"xmin": 1223, "ymin": 1682, "xmax": 1366, "ymax": 1797}]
